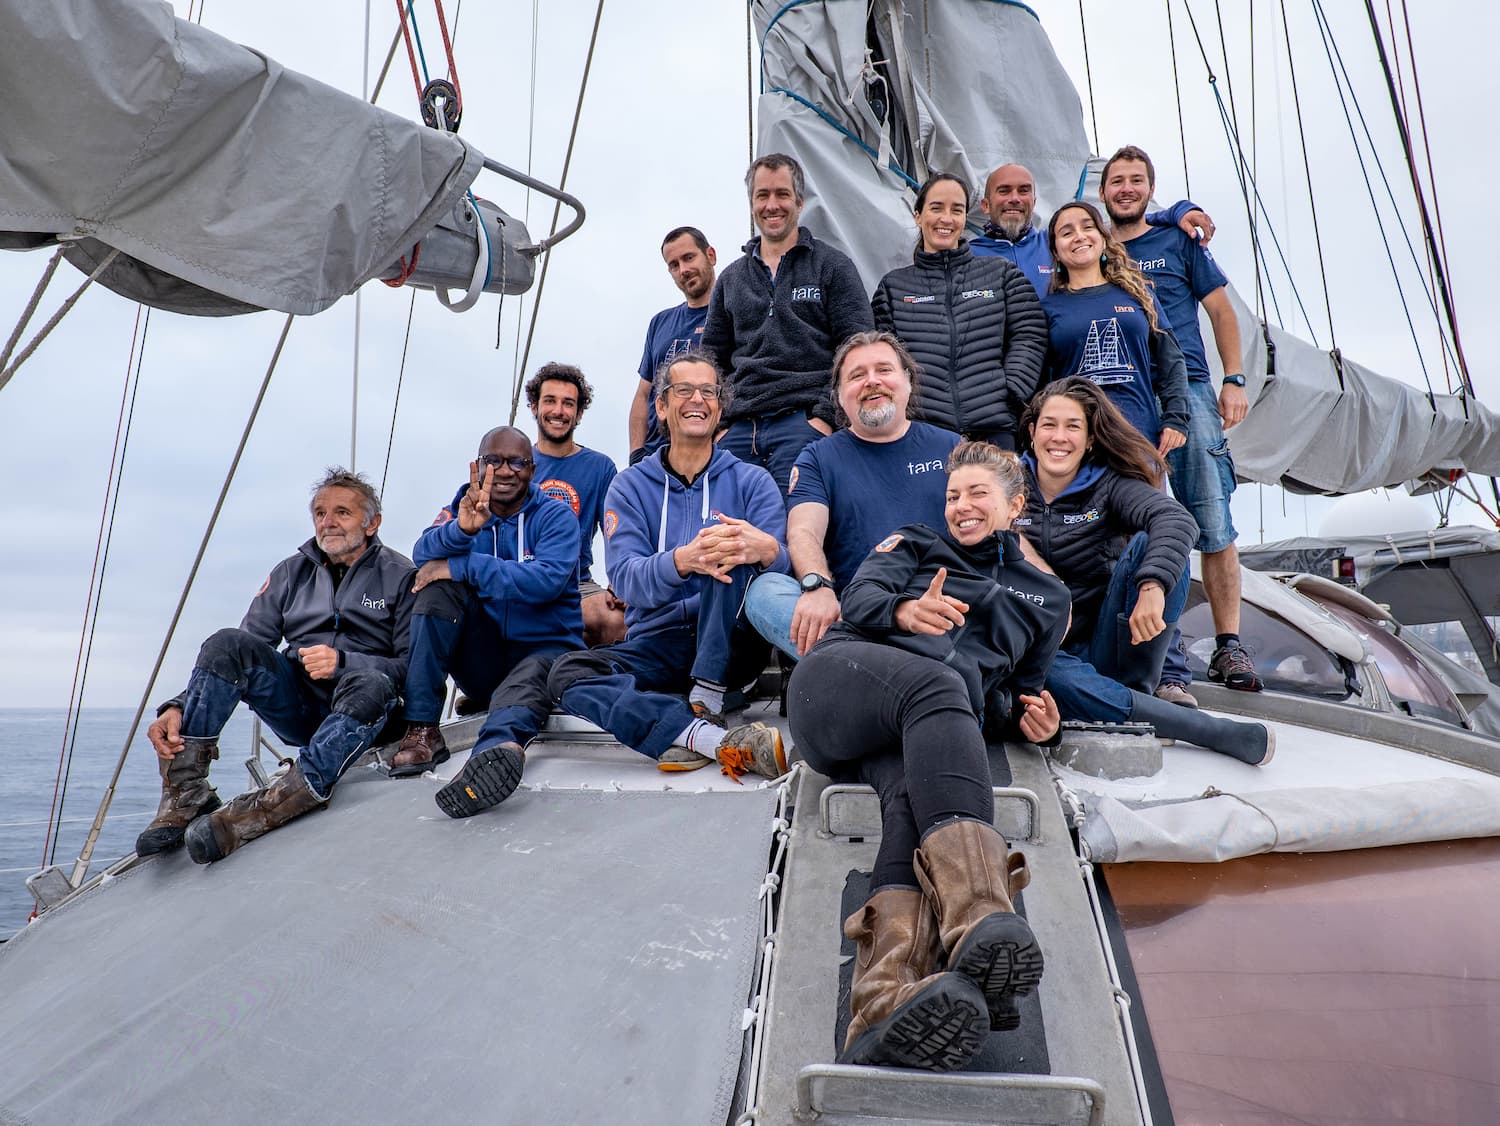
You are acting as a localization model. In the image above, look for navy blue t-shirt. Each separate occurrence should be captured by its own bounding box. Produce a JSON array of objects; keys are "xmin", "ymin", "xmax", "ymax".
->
[
  {"xmin": 1042, "ymin": 283, "xmax": 1175, "ymax": 444},
  {"xmin": 533, "ymin": 446, "xmax": 618, "ymax": 585},
  {"xmin": 788, "ymin": 420, "xmax": 961, "ymax": 590},
  {"xmin": 636, "ymin": 302, "xmax": 708, "ymax": 450},
  {"xmin": 1122, "ymin": 226, "xmax": 1228, "ymax": 381}
]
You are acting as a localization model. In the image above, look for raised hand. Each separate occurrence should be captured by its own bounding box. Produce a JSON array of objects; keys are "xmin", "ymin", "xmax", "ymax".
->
[
  {"xmin": 1017, "ymin": 691, "xmax": 1060, "ymax": 743},
  {"xmin": 894, "ymin": 567, "xmax": 969, "ymax": 636},
  {"xmin": 457, "ymin": 460, "xmax": 494, "ymax": 534}
]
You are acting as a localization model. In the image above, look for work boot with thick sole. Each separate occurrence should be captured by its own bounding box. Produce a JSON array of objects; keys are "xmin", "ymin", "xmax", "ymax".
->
[
  {"xmin": 185, "ymin": 761, "xmax": 325, "ymax": 864},
  {"xmin": 914, "ymin": 819, "xmax": 1045, "ymax": 1031},
  {"xmin": 389, "ymin": 723, "xmax": 449, "ymax": 778},
  {"xmin": 838, "ymin": 886, "xmax": 989, "ymax": 1071},
  {"xmin": 136, "ymin": 737, "xmax": 221, "ymax": 856},
  {"xmin": 435, "ymin": 743, "xmax": 525, "ymax": 819}
]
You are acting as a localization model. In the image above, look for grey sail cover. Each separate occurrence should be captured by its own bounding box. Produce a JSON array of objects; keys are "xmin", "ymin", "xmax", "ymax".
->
[
  {"xmin": 755, "ymin": 2, "xmax": 1500, "ymax": 493},
  {"xmin": 0, "ymin": 0, "xmax": 484, "ymax": 316}
]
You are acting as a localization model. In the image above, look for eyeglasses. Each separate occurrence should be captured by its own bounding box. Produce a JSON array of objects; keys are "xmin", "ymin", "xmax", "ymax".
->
[
  {"xmin": 476, "ymin": 454, "xmax": 534, "ymax": 472},
  {"xmin": 666, "ymin": 383, "xmax": 722, "ymax": 401}
]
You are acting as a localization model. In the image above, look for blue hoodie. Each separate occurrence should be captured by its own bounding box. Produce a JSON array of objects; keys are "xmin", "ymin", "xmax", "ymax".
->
[
  {"xmin": 413, "ymin": 482, "xmax": 584, "ymax": 647},
  {"xmin": 603, "ymin": 446, "xmax": 791, "ymax": 638}
]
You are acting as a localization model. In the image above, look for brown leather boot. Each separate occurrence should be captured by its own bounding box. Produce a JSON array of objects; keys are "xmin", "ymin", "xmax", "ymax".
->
[
  {"xmin": 389, "ymin": 723, "xmax": 449, "ymax": 778},
  {"xmin": 135, "ymin": 737, "xmax": 221, "ymax": 856},
  {"xmin": 914, "ymin": 819, "xmax": 1045, "ymax": 1031},
  {"xmin": 837, "ymin": 886, "xmax": 989, "ymax": 1070},
  {"xmin": 184, "ymin": 761, "xmax": 325, "ymax": 864}
]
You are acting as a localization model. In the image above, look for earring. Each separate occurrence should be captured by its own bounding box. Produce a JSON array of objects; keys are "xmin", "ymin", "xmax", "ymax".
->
[{"xmin": 1099, "ymin": 250, "xmax": 1109, "ymax": 266}]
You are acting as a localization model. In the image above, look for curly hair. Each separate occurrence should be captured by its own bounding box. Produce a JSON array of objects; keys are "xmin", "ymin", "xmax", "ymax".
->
[
  {"xmin": 1019, "ymin": 376, "xmax": 1167, "ymax": 486},
  {"xmin": 524, "ymin": 362, "xmax": 594, "ymax": 413},
  {"xmin": 310, "ymin": 467, "xmax": 381, "ymax": 526},
  {"xmin": 1046, "ymin": 201, "xmax": 1162, "ymax": 333}
]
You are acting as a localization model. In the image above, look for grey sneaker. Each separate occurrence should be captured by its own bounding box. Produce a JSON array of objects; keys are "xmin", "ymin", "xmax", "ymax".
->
[
  {"xmin": 657, "ymin": 744, "xmax": 714, "ymax": 773},
  {"xmin": 714, "ymin": 722, "xmax": 788, "ymax": 783},
  {"xmin": 1154, "ymin": 682, "xmax": 1199, "ymax": 709}
]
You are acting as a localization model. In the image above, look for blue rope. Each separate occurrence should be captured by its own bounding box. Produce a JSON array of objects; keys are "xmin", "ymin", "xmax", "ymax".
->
[
  {"xmin": 1073, "ymin": 164, "xmax": 1088, "ymax": 201},
  {"xmin": 406, "ymin": 0, "xmax": 432, "ymax": 84},
  {"xmin": 767, "ymin": 87, "xmax": 920, "ymax": 190}
]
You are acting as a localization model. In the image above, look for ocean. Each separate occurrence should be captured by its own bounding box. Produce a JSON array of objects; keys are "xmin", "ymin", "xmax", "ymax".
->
[{"xmin": 0, "ymin": 708, "xmax": 267, "ymax": 941}]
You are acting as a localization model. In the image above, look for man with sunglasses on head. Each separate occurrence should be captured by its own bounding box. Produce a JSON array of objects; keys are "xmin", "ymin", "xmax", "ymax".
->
[
  {"xmin": 433, "ymin": 352, "xmax": 789, "ymax": 818},
  {"xmin": 388, "ymin": 426, "xmax": 584, "ymax": 778}
]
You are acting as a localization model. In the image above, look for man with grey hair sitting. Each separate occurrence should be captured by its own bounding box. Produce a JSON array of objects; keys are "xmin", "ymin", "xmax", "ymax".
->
[{"xmin": 137, "ymin": 468, "xmax": 416, "ymax": 865}]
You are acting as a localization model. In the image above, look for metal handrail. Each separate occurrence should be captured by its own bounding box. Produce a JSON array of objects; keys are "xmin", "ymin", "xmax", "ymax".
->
[{"xmin": 480, "ymin": 156, "xmax": 586, "ymax": 254}]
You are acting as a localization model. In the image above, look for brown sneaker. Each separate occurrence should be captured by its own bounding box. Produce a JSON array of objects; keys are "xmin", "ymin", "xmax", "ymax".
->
[
  {"xmin": 1154, "ymin": 682, "xmax": 1199, "ymax": 709},
  {"xmin": 713, "ymin": 722, "xmax": 787, "ymax": 784},
  {"xmin": 389, "ymin": 723, "xmax": 449, "ymax": 778}
]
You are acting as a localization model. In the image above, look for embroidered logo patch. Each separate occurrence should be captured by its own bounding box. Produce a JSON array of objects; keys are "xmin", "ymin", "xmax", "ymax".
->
[
  {"xmin": 875, "ymin": 533, "xmax": 903, "ymax": 553},
  {"xmin": 603, "ymin": 509, "xmax": 619, "ymax": 537},
  {"xmin": 256, "ymin": 576, "xmax": 270, "ymax": 595},
  {"xmin": 431, "ymin": 507, "xmax": 454, "ymax": 527},
  {"xmin": 787, "ymin": 466, "xmax": 800, "ymax": 495},
  {"xmin": 539, "ymin": 478, "xmax": 582, "ymax": 516}
]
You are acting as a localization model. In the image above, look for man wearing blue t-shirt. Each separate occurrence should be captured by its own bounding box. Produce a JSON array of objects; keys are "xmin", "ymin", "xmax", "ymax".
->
[
  {"xmin": 526, "ymin": 361, "xmax": 625, "ymax": 647},
  {"xmin": 974, "ymin": 162, "xmax": 1215, "ymax": 297},
  {"xmin": 744, "ymin": 331, "xmax": 961, "ymax": 659},
  {"xmin": 630, "ymin": 226, "xmax": 717, "ymax": 464},
  {"xmin": 1102, "ymin": 144, "xmax": 1262, "ymax": 696}
]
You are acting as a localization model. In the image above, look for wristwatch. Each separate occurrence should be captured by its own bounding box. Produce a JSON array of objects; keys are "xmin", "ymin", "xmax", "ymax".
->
[
  {"xmin": 1222, "ymin": 373, "xmax": 1247, "ymax": 387},
  {"xmin": 799, "ymin": 573, "xmax": 833, "ymax": 593}
]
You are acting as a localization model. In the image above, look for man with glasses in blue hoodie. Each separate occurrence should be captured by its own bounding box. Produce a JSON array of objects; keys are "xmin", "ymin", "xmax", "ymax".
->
[{"xmin": 434, "ymin": 352, "xmax": 790, "ymax": 818}]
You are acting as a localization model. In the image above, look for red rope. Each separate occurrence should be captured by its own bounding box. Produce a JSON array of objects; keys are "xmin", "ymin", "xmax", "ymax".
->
[
  {"xmin": 431, "ymin": 0, "xmax": 463, "ymax": 112},
  {"xmin": 381, "ymin": 242, "xmax": 421, "ymax": 287},
  {"xmin": 393, "ymin": 0, "xmax": 424, "ymax": 101}
]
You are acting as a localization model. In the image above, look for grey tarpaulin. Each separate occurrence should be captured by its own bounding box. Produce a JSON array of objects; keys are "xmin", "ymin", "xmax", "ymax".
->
[
  {"xmin": 1077, "ymin": 775, "xmax": 1500, "ymax": 864},
  {"xmin": 753, "ymin": 0, "xmax": 1091, "ymax": 291},
  {"xmin": 0, "ymin": 0, "xmax": 483, "ymax": 316},
  {"xmin": 0, "ymin": 769, "xmax": 778, "ymax": 1125}
]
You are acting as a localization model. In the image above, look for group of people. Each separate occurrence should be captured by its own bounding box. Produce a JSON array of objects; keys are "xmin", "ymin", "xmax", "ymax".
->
[{"xmin": 137, "ymin": 147, "xmax": 1276, "ymax": 1074}]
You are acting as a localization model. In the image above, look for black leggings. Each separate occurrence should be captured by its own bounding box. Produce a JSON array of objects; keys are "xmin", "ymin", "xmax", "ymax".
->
[{"xmin": 788, "ymin": 637, "xmax": 994, "ymax": 889}]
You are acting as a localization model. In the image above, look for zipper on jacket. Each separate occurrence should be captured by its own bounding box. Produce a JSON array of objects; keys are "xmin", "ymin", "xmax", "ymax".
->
[{"xmin": 945, "ymin": 257, "xmax": 966, "ymax": 432}]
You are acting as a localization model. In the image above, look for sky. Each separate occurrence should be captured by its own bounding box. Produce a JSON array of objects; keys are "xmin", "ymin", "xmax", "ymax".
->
[{"xmin": 1, "ymin": 0, "xmax": 1496, "ymax": 711}]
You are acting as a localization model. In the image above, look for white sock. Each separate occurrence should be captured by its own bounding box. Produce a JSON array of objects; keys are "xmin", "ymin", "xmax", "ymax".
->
[
  {"xmin": 676, "ymin": 719, "xmax": 729, "ymax": 757},
  {"xmin": 689, "ymin": 679, "xmax": 726, "ymax": 715}
]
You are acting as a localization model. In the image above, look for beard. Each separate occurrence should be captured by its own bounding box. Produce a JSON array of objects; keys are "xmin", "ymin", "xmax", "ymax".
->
[
  {"xmin": 540, "ymin": 419, "xmax": 577, "ymax": 444},
  {"xmin": 992, "ymin": 211, "xmax": 1032, "ymax": 241},
  {"xmin": 856, "ymin": 399, "xmax": 899, "ymax": 429}
]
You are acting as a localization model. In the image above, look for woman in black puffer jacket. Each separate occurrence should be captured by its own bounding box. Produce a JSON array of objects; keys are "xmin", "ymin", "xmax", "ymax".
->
[{"xmin": 872, "ymin": 173, "xmax": 1048, "ymax": 449}]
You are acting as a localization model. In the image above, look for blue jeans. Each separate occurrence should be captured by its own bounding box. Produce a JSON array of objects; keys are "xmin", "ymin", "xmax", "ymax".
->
[
  {"xmin": 1046, "ymin": 533, "xmax": 1189, "ymax": 724},
  {"xmin": 546, "ymin": 567, "xmax": 768, "ymax": 758},
  {"xmin": 744, "ymin": 571, "xmax": 801, "ymax": 661},
  {"xmin": 1166, "ymin": 379, "xmax": 1238, "ymax": 554},
  {"xmin": 718, "ymin": 410, "xmax": 827, "ymax": 495},
  {"xmin": 180, "ymin": 627, "xmax": 398, "ymax": 799}
]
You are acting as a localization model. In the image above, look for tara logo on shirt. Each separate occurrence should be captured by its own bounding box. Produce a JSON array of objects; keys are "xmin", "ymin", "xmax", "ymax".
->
[
  {"xmin": 360, "ymin": 595, "xmax": 387, "ymax": 611},
  {"xmin": 538, "ymin": 477, "xmax": 582, "ymax": 517},
  {"xmin": 790, "ymin": 286, "xmax": 823, "ymax": 302}
]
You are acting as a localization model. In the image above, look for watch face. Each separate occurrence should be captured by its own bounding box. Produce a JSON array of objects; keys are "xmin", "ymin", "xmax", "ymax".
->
[{"xmin": 800, "ymin": 574, "xmax": 824, "ymax": 592}]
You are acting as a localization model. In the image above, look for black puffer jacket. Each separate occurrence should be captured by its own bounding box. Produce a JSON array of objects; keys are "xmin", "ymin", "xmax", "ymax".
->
[
  {"xmin": 1015, "ymin": 458, "xmax": 1197, "ymax": 647},
  {"xmin": 871, "ymin": 242, "xmax": 1048, "ymax": 445},
  {"xmin": 824, "ymin": 524, "xmax": 1069, "ymax": 734}
]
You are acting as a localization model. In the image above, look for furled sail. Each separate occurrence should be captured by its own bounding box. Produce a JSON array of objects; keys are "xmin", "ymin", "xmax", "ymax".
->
[
  {"xmin": 754, "ymin": 1, "xmax": 1500, "ymax": 494},
  {"xmin": 0, "ymin": 0, "xmax": 486, "ymax": 316}
]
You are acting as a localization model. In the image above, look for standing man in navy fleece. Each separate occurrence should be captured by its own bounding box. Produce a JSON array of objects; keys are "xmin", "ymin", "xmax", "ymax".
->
[
  {"xmin": 702, "ymin": 152, "xmax": 875, "ymax": 492},
  {"xmin": 387, "ymin": 426, "xmax": 584, "ymax": 778},
  {"xmin": 630, "ymin": 225, "xmax": 718, "ymax": 465}
]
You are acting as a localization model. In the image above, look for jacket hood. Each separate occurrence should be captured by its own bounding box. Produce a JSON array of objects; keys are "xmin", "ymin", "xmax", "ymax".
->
[{"xmin": 1021, "ymin": 453, "xmax": 1108, "ymax": 501}]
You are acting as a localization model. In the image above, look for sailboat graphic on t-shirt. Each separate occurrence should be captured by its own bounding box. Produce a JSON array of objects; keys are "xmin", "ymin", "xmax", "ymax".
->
[{"xmin": 1076, "ymin": 318, "xmax": 1134, "ymax": 385}]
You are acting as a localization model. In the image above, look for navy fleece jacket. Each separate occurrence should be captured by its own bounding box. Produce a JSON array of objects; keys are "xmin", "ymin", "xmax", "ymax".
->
[
  {"xmin": 603, "ymin": 446, "xmax": 791, "ymax": 638},
  {"xmin": 701, "ymin": 226, "xmax": 874, "ymax": 425},
  {"xmin": 413, "ymin": 482, "xmax": 584, "ymax": 647}
]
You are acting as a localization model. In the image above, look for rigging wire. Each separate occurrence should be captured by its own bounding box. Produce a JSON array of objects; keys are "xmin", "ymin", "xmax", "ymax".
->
[
  {"xmin": 0, "ymin": 249, "xmax": 121, "ymax": 392},
  {"xmin": 1164, "ymin": 0, "xmax": 1192, "ymax": 197},
  {"xmin": 508, "ymin": 0, "xmax": 607, "ymax": 426},
  {"xmin": 746, "ymin": 0, "xmax": 756, "ymax": 169},
  {"xmin": 68, "ymin": 315, "xmax": 297, "ymax": 886},
  {"xmin": 1076, "ymin": 0, "xmax": 1100, "ymax": 154},
  {"xmin": 1206, "ymin": 0, "xmax": 1268, "ymax": 321},
  {"xmin": 379, "ymin": 290, "xmax": 420, "ymax": 499},
  {"xmin": 36, "ymin": 307, "xmax": 149, "ymax": 885},
  {"xmin": 1275, "ymin": 0, "xmax": 1338, "ymax": 351}
]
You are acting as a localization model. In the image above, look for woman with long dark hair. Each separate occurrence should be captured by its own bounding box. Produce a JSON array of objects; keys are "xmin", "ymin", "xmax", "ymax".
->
[
  {"xmin": 1041, "ymin": 200, "xmax": 1190, "ymax": 461},
  {"xmin": 1018, "ymin": 377, "xmax": 1275, "ymax": 764},
  {"xmin": 788, "ymin": 442, "xmax": 1069, "ymax": 1071},
  {"xmin": 871, "ymin": 173, "xmax": 1048, "ymax": 449}
]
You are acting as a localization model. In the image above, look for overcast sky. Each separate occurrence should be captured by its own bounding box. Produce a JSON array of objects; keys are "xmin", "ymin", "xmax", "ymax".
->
[{"xmin": 1, "ymin": 0, "xmax": 1495, "ymax": 711}]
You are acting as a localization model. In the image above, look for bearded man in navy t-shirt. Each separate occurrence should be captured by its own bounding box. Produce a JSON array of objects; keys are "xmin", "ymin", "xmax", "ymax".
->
[
  {"xmin": 744, "ymin": 331, "xmax": 960, "ymax": 659},
  {"xmin": 1102, "ymin": 144, "xmax": 1262, "ymax": 696},
  {"xmin": 630, "ymin": 226, "xmax": 717, "ymax": 464}
]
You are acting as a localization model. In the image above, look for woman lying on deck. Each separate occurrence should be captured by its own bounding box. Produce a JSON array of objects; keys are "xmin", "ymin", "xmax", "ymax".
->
[{"xmin": 787, "ymin": 441, "xmax": 1067, "ymax": 1071}]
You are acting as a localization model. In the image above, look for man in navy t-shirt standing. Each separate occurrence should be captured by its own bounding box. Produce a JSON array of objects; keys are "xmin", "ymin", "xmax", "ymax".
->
[
  {"xmin": 1102, "ymin": 144, "xmax": 1262, "ymax": 696},
  {"xmin": 702, "ymin": 153, "xmax": 874, "ymax": 493},
  {"xmin": 630, "ymin": 226, "xmax": 717, "ymax": 465},
  {"xmin": 744, "ymin": 330, "xmax": 960, "ymax": 659},
  {"xmin": 526, "ymin": 361, "xmax": 624, "ymax": 647}
]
